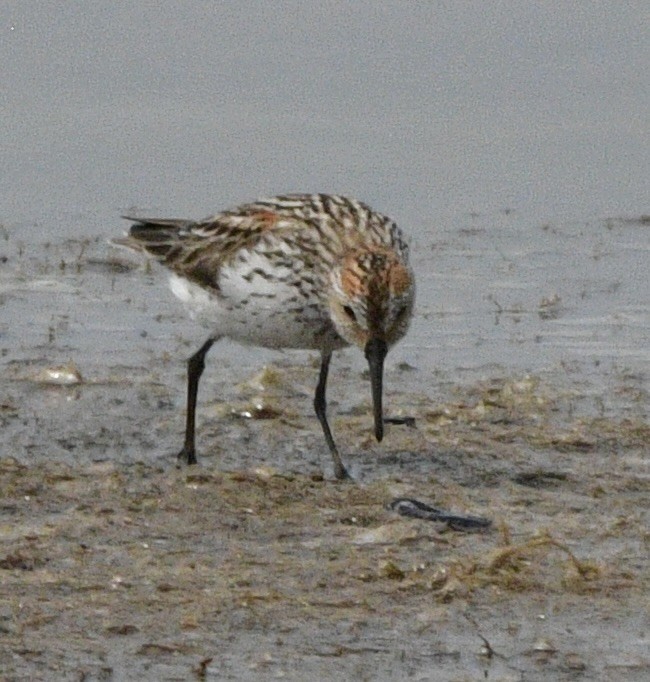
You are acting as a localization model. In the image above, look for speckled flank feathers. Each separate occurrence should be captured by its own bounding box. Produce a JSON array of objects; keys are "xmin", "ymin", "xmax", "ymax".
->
[{"xmin": 117, "ymin": 193, "xmax": 415, "ymax": 479}]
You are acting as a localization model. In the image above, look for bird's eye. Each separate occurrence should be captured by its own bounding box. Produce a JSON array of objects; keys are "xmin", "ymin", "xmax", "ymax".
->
[{"xmin": 343, "ymin": 305, "xmax": 357, "ymax": 321}]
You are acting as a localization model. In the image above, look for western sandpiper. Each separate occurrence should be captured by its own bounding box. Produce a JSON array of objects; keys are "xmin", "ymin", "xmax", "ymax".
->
[{"xmin": 116, "ymin": 193, "xmax": 415, "ymax": 479}]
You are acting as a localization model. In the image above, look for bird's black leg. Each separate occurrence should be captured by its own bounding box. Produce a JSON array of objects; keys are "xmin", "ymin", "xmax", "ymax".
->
[
  {"xmin": 314, "ymin": 351, "xmax": 351, "ymax": 480},
  {"xmin": 177, "ymin": 337, "xmax": 216, "ymax": 465}
]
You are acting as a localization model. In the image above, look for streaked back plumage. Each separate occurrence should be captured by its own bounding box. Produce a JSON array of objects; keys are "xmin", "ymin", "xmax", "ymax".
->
[{"xmin": 119, "ymin": 195, "xmax": 406, "ymax": 283}]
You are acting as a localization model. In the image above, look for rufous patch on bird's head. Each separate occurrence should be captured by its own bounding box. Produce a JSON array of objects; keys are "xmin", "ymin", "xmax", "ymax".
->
[
  {"xmin": 339, "ymin": 247, "xmax": 406, "ymax": 298},
  {"xmin": 329, "ymin": 247, "xmax": 415, "ymax": 350},
  {"xmin": 388, "ymin": 261, "xmax": 412, "ymax": 298},
  {"xmin": 339, "ymin": 253, "xmax": 370, "ymax": 299}
]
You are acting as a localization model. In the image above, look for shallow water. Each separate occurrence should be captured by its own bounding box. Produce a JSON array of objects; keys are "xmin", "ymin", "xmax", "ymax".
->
[
  {"xmin": 2, "ymin": 198, "xmax": 648, "ymax": 682},
  {"xmin": 3, "ymin": 210, "xmax": 647, "ymax": 439},
  {"xmin": 1, "ymin": 3, "xmax": 648, "ymax": 681}
]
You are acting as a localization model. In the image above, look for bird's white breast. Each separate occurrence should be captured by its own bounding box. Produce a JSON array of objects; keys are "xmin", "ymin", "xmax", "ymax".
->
[{"xmin": 167, "ymin": 249, "xmax": 341, "ymax": 351}]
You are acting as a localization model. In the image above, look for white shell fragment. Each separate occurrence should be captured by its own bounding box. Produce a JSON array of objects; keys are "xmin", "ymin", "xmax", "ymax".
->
[{"xmin": 37, "ymin": 363, "xmax": 84, "ymax": 385}]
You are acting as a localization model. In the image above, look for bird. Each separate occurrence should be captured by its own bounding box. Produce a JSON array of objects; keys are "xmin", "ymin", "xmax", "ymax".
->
[{"xmin": 115, "ymin": 193, "xmax": 415, "ymax": 479}]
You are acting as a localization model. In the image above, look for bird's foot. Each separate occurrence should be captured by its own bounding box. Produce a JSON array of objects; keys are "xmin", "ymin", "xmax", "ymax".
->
[
  {"xmin": 333, "ymin": 461, "xmax": 354, "ymax": 481},
  {"xmin": 177, "ymin": 445, "xmax": 197, "ymax": 466}
]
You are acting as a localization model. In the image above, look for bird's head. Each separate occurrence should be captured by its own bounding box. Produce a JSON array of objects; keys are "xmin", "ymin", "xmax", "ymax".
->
[{"xmin": 328, "ymin": 247, "xmax": 415, "ymax": 442}]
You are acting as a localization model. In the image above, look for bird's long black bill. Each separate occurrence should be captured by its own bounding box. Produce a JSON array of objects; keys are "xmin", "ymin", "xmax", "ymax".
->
[{"xmin": 365, "ymin": 338, "xmax": 388, "ymax": 442}]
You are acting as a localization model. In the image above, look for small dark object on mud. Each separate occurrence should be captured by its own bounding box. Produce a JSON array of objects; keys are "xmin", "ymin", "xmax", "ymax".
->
[
  {"xmin": 384, "ymin": 416, "xmax": 416, "ymax": 427},
  {"xmin": 388, "ymin": 497, "xmax": 491, "ymax": 532},
  {"xmin": 512, "ymin": 470, "xmax": 568, "ymax": 489}
]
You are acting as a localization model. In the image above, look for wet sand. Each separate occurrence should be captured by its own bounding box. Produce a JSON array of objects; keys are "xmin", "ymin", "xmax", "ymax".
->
[{"xmin": 1, "ymin": 229, "xmax": 648, "ymax": 680}]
